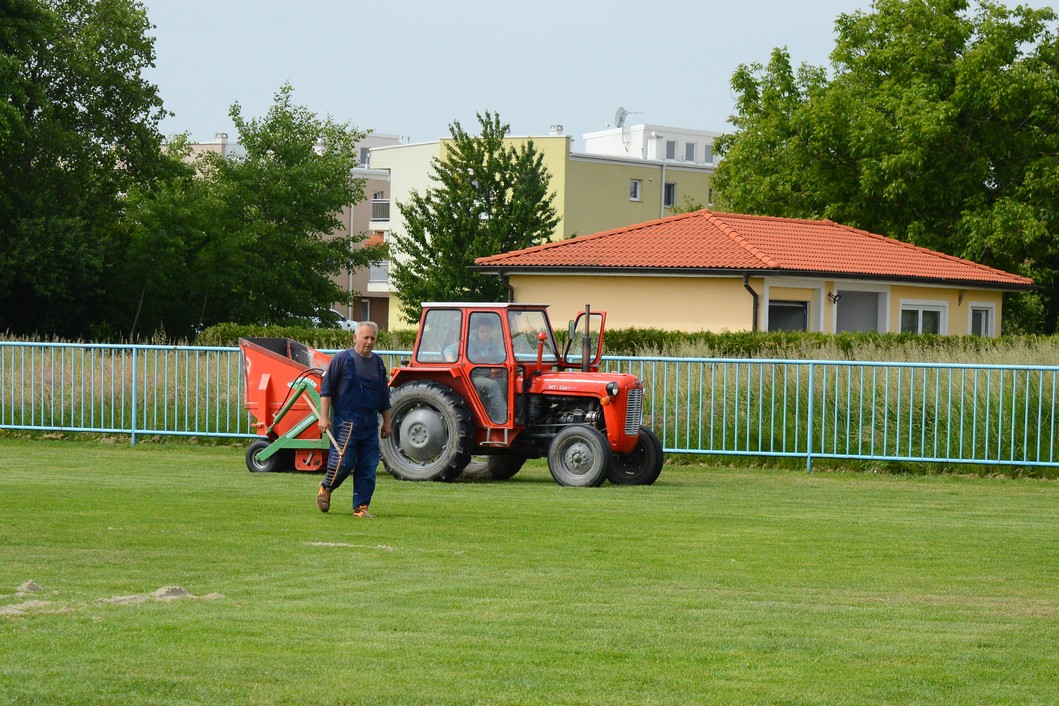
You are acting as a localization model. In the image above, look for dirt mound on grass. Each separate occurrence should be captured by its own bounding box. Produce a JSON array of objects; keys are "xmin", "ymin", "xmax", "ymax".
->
[
  {"xmin": 2, "ymin": 581, "xmax": 226, "ymax": 615},
  {"xmin": 97, "ymin": 586, "xmax": 225, "ymax": 605}
]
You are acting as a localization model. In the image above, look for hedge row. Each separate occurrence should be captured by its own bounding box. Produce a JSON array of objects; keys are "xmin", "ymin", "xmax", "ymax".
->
[
  {"xmin": 195, "ymin": 323, "xmax": 417, "ymax": 350},
  {"xmin": 598, "ymin": 327, "xmax": 1027, "ymax": 358},
  {"xmin": 196, "ymin": 322, "xmax": 1058, "ymax": 362}
]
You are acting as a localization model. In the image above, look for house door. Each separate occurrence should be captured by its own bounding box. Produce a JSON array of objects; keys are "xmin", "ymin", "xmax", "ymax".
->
[{"xmin": 836, "ymin": 291, "xmax": 883, "ymax": 333}]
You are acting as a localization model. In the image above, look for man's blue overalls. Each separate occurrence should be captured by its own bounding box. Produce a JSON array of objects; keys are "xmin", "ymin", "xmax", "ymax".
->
[{"xmin": 322, "ymin": 350, "xmax": 389, "ymax": 509}]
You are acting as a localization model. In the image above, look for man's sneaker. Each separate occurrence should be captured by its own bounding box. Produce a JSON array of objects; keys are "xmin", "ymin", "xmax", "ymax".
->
[
  {"xmin": 316, "ymin": 485, "xmax": 331, "ymax": 513},
  {"xmin": 353, "ymin": 504, "xmax": 376, "ymax": 518}
]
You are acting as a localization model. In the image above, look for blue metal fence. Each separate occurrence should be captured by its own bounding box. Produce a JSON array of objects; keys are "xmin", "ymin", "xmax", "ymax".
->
[
  {"xmin": 2, "ymin": 341, "xmax": 1057, "ymax": 472},
  {"xmin": 601, "ymin": 356, "xmax": 1059, "ymax": 471}
]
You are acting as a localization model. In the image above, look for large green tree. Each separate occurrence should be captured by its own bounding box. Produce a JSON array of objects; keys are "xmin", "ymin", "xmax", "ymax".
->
[
  {"xmin": 0, "ymin": 0, "xmax": 171, "ymax": 338},
  {"xmin": 713, "ymin": 0, "xmax": 1059, "ymax": 332},
  {"xmin": 389, "ymin": 112, "xmax": 559, "ymax": 324},
  {"xmin": 115, "ymin": 84, "xmax": 385, "ymax": 340}
]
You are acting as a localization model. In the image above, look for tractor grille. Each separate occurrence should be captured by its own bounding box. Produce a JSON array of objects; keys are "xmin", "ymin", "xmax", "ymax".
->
[{"xmin": 625, "ymin": 387, "xmax": 644, "ymax": 435}]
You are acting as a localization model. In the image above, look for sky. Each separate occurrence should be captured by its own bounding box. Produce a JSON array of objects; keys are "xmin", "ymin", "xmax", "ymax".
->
[{"xmin": 140, "ymin": 0, "xmax": 881, "ymax": 148}]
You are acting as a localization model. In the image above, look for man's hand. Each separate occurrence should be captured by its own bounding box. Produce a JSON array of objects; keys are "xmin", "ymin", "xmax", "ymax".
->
[
  {"xmin": 380, "ymin": 410, "xmax": 392, "ymax": 439},
  {"xmin": 319, "ymin": 396, "xmax": 333, "ymax": 435}
]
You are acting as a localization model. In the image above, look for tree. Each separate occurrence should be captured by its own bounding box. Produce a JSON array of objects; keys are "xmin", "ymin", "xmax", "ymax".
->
[
  {"xmin": 713, "ymin": 0, "xmax": 1059, "ymax": 332},
  {"xmin": 115, "ymin": 84, "xmax": 386, "ymax": 340},
  {"xmin": 0, "ymin": 0, "xmax": 171, "ymax": 338},
  {"xmin": 671, "ymin": 195, "xmax": 707, "ymax": 215},
  {"xmin": 389, "ymin": 111, "xmax": 559, "ymax": 324}
]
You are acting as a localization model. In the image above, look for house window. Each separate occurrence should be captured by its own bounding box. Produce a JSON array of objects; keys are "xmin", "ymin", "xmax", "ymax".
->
[
  {"xmin": 900, "ymin": 304, "xmax": 945, "ymax": 334},
  {"xmin": 665, "ymin": 140, "xmax": 676, "ymax": 160},
  {"xmin": 769, "ymin": 301, "xmax": 808, "ymax": 332},
  {"xmin": 970, "ymin": 305, "xmax": 994, "ymax": 336},
  {"xmin": 629, "ymin": 179, "xmax": 642, "ymax": 201},
  {"xmin": 663, "ymin": 183, "xmax": 676, "ymax": 208},
  {"xmin": 704, "ymin": 144, "xmax": 713, "ymax": 164},
  {"xmin": 359, "ymin": 147, "xmax": 370, "ymax": 166},
  {"xmin": 685, "ymin": 143, "xmax": 695, "ymax": 162},
  {"xmin": 360, "ymin": 299, "xmax": 371, "ymax": 322}
]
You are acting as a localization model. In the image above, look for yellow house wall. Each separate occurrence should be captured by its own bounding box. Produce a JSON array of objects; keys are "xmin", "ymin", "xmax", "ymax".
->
[
  {"xmin": 380, "ymin": 137, "xmax": 572, "ymax": 329},
  {"xmin": 769, "ymin": 286, "xmax": 817, "ymax": 305},
  {"xmin": 520, "ymin": 137, "xmax": 570, "ymax": 240},
  {"xmin": 562, "ymin": 159, "xmax": 713, "ymax": 239},
  {"xmin": 889, "ymin": 285, "xmax": 1003, "ymax": 335},
  {"xmin": 509, "ymin": 274, "xmax": 1007, "ymax": 335},
  {"xmin": 474, "ymin": 139, "xmax": 714, "ymax": 242},
  {"xmin": 509, "ymin": 274, "xmax": 760, "ymax": 332},
  {"xmin": 767, "ymin": 285, "xmax": 821, "ymax": 332},
  {"xmin": 438, "ymin": 135, "xmax": 572, "ymax": 242}
]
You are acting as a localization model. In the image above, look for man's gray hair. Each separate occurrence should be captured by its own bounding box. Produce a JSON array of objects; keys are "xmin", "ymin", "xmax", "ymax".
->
[{"xmin": 356, "ymin": 321, "xmax": 379, "ymax": 335}]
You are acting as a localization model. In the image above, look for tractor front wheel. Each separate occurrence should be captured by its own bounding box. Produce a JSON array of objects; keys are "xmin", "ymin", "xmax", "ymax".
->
[
  {"xmin": 547, "ymin": 425, "xmax": 609, "ymax": 487},
  {"xmin": 382, "ymin": 381, "xmax": 474, "ymax": 481},
  {"xmin": 607, "ymin": 426, "xmax": 664, "ymax": 485}
]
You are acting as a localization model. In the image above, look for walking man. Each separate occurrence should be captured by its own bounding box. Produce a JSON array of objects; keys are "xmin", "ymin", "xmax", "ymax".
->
[{"xmin": 317, "ymin": 321, "xmax": 392, "ymax": 518}]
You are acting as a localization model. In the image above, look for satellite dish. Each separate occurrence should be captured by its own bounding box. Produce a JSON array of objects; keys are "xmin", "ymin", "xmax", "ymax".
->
[{"xmin": 614, "ymin": 106, "xmax": 628, "ymax": 128}]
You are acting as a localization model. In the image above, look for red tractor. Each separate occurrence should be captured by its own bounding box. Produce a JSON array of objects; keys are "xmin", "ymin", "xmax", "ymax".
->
[{"xmin": 381, "ymin": 303, "xmax": 663, "ymax": 487}]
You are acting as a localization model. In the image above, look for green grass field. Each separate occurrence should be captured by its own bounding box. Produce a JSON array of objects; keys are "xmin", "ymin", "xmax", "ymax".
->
[{"xmin": 2, "ymin": 438, "xmax": 1058, "ymax": 705}]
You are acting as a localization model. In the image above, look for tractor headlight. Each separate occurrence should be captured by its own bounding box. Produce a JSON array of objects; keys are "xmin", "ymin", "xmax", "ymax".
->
[{"xmin": 605, "ymin": 381, "xmax": 619, "ymax": 397}]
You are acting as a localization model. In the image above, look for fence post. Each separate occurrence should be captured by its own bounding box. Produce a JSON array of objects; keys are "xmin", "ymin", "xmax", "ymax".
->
[
  {"xmin": 130, "ymin": 346, "xmax": 138, "ymax": 446},
  {"xmin": 806, "ymin": 362, "xmax": 814, "ymax": 473}
]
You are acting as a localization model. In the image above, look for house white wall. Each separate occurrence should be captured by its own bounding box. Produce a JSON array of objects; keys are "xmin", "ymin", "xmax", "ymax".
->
[
  {"xmin": 581, "ymin": 123, "xmax": 722, "ymax": 164},
  {"xmin": 364, "ymin": 140, "xmax": 443, "ymax": 288}
]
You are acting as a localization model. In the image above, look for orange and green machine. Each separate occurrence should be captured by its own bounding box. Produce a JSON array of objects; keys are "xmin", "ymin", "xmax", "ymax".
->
[{"xmin": 239, "ymin": 337, "xmax": 334, "ymax": 473}]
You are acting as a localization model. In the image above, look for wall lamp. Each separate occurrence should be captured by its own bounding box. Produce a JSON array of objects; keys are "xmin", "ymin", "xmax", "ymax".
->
[{"xmin": 827, "ymin": 291, "xmax": 841, "ymax": 304}]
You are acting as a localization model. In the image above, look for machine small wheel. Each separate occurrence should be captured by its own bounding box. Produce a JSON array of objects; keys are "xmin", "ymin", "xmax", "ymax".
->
[{"xmin": 245, "ymin": 439, "xmax": 285, "ymax": 473}]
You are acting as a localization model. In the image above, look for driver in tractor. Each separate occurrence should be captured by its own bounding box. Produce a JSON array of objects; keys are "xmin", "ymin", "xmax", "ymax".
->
[
  {"xmin": 467, "ymin": 317, "xmax": 505, "ymax": 363},
  {"xmin": 466, "ymin": 314, "xmax": 508, "ymax": 423}
]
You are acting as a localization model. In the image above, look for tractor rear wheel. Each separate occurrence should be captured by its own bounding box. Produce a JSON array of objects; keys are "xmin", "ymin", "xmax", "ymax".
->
[
  {"xmin": 460, "ymin": 455, "xmax": 527, "ymax": 481},
  {"xmin": 382, "ymin": 381, "xmax": 474, "ymax": 482},
  {"xmin": 547, "ymin": 425, "xmax": 609, "ymax": 487},
  {"xmin": 607, "ymin": 426, "xmax": 663, "ymax": 485}
]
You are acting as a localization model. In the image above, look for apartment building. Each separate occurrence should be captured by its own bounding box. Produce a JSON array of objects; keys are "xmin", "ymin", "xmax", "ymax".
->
[{"xmin": 368, "ymin": 123, "xmax": 720, "ymax": 328}]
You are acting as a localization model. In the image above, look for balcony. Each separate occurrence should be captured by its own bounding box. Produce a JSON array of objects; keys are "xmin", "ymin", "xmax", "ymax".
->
[
  {"xmin": 370, "ymin": 199, "xmax": 389, "ymax": 222},
  {"xmin": 368, "ymin": 261, "xmax": 389, "ymax": 285}
]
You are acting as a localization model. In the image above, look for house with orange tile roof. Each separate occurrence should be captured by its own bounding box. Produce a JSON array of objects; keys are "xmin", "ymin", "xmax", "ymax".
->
[{"xmin": 472, "ymin": 210, "xmax": 1033, "ymax": 336}]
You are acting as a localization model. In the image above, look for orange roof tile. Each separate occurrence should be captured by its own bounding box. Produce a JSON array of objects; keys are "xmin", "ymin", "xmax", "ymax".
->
[{"xmin": 473, "ymin": 210, "xmax": 1032, "ymax": 289}]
